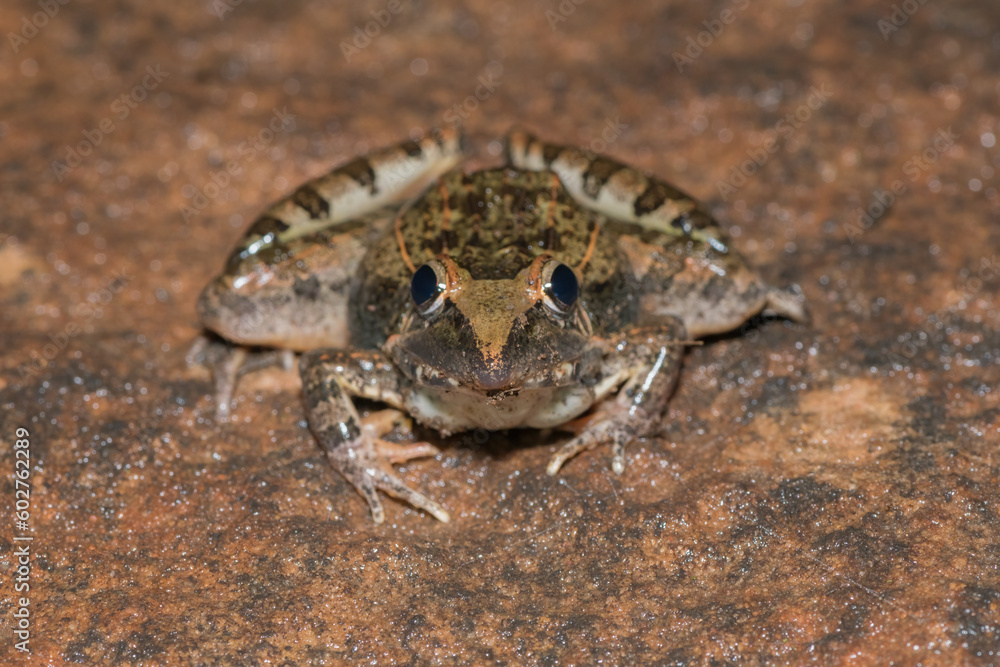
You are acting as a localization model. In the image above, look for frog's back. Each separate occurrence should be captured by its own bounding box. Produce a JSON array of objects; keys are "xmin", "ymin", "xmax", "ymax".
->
[
  {"xmin": 351, "ymin": 168, "xmax": 638, "ymax": 348},
  {"xmin": 402, "ymin": 169, "xmax": 601, "ymax": 277}
]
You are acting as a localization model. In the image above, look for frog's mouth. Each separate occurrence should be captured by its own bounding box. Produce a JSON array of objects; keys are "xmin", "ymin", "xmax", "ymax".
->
[{"xmin": 384, "ymin": 307, "xmax": 590, "ymax": 395}]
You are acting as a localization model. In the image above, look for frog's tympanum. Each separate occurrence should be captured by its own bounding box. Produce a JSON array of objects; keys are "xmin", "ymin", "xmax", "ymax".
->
[{"xmin": 196, "ymin": 128, "xmax": 808, "ymax": 523}]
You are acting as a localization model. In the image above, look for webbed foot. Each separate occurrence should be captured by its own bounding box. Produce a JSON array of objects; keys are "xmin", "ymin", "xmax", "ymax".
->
[
  {"xmin": 547, "ymin": 317, "xmax": 686, "ymax": 476},
  {"xmin": 326, "ymin": 430, "xmax": 450, "ymax": 524},
  {"xmin": 301, "ymin": 349, "xmax": 450, "ymax": 524},
  {"xmin": 547, "ymin": 405, "xmax": 638, "ymax": 476}
]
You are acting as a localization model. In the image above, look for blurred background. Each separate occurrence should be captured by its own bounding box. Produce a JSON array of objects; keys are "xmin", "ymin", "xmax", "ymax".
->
[{"xmin": 2, "ymin": 0, "xmax": 998, "ymax": 662}]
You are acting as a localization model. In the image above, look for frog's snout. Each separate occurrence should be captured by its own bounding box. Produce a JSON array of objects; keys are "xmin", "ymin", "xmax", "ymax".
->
[
  {"xmin": 387, "ymin": 302, "xmax": 589, "ymax": 394},
  {"xmin": 387, "ymin": 311, "xmax": 535, "ymax": 393}
]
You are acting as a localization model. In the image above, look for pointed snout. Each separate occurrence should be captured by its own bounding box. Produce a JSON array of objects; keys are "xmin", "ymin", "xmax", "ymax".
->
[{"xmin": 390, "ymin": 280, "xmax": 537, "ymax": 391}]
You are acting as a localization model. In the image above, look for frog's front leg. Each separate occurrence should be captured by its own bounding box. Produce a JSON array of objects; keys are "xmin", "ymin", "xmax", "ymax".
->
[
  {"xmin": 299, "ymin": 349, "xmax": 450, "ymax": 524},
  {"xmin": 197, "ymin": 128, "xmax": 464, "ymax": 416},
  {"xmin": 547, "ymin": 316, "xmax": 687, "ymax": 476}
]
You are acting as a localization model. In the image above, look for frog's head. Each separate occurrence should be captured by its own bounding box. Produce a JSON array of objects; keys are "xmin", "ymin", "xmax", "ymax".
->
[{"xmin": 385, "ymin": 254, "xmax": 593, "ymax": 394}]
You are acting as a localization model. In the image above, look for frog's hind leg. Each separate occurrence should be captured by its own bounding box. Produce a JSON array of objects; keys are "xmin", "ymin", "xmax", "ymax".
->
[
  {"xmin": 639, "ymin": 255, "xmax": 810, "ymax": 339},
  {"xmin": 506, "ymin": 129, "xmax": 726, "ymax": 248},
  {"xmin": 763, "ymin": 282, "xmax": 809, "ymax": 323},
  {"xmin": 199, "ymin": 127, "xmax": 465, "ymax": 352},
  {"xmin": 300, "ymin": 349, "xmax": 450, "ymax": 524},
  {"xmin": 232, "ymin": 126, "xmax": 465, "ymax": 258},
  {"xmin": 196, "ymin": 128, "xmax": 466, "ymax": 414},
  {"xmin": 364, "ymin": 409, "xmax": 441, "ymax": 463}
]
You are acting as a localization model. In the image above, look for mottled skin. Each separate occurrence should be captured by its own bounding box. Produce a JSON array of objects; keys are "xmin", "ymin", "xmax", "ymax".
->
[{"xmin": 197, "ymin": 128, "xmax": 807, "ymax": 524}]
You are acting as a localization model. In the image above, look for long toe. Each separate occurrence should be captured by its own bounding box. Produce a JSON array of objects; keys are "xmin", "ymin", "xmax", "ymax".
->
[
  {"xmin": 373, "ymin": 471, "xmax": 451, "ymax": 523},
  {"xmin": 362, "ymin": 408, "xmax": 413, "ymax": 438},
  {"xmin": 212, "ymin": 347, "xmax": 246, "ymax": 419},
  {"xmin": 354, "ymin": 473, "xmax": 386, "ymax": 525},
  {"xmin": 611, "ymin": 441, "xmax": 626, "ymax": 475},
  {"xmin": 546, "ymin": 430, "xmax": 600, "ymax": 476},
  {"xmin": 375, "ymin": 440, "xmax": 441, "ymax": 463}
]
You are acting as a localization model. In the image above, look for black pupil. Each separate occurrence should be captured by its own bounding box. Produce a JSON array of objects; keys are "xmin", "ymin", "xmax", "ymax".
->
[
  {"xmin": 548, "ymin": 263, "xmax": 578, "ymax": 308},
  {"xmin": 410, "ymin": 264, "xmax": 441, "ymax": 307}
]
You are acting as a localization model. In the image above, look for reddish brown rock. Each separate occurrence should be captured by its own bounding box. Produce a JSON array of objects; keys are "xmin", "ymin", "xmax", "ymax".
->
[{"xmin": 1, "ymin": 0, "xmax": 998, "ymax": 663}]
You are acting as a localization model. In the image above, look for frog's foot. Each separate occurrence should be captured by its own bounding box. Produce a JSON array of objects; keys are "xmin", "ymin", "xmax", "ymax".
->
[
  {"xmin": 764, "ymin": 283, "xmax": 810, "ymax": 325},
  {"xmin": 548, "ymin": 316, "xmax": 686, "ymax": 477},
  {"xmin": 547, "ymin": 410, "xmax": 640, "ymax": 476},
  {"xmin": 363, "ymin": 409, "xmax": 441, "ymax": 463},
  {"xmin": 326, "ymin": 431, "xmax": 450, "ymax": 525},
  {"xmin": 301, "ymin": 348, "xmax": 450, "ymax": 524},
  {"xmin": 187, "ymin": 335, "xmax": 295, "ymax": 418}
]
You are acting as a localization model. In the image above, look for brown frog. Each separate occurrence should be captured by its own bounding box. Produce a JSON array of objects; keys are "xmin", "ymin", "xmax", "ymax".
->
[{"xmin": 195, "ymin": 127, "xmax": 808, "ymax": 524}]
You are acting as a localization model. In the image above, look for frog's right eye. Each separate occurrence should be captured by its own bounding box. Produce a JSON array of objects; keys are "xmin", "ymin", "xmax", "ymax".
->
[{"xmin": 410, "ymin": 263, "xmax": 445, "ymax": 314}]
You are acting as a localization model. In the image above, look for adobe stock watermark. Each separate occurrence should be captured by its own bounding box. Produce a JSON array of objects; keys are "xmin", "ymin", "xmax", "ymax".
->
[
  {"xmin": 7, "ymin": 0, "xmax": 72, "ymax": 54},
  {"xmin": 180, "ymin": 107, "xmax": 297, "ymax": 222},
  {"xmin": 580, "ymin": 115, "xmax": 629, "ymax": 156},
  {"xmin": 12, "ymin": 426, "xmax": 33, "ymax": 654},
  {"xmin": 716, "ymin": 84, "xmax": 832, "ymax": 201},
  {"xmin": 442, "ymin": 62, "xmax": 503, "ymax": 126},
  {"xmin": 878, "ymin": 0, "xmax": 931, "ymax": 40},
  {"xmin": 672, "ymin": 0, "xmax": 751, "ymax": 73},
  {"xmin": 50, "ymin": 64, "xmax": 169, "ymax": 182},
  {"xmin": 684, "ymin": 313, "xmax": 767, "ymax": 401},
  {"xmin": 844, "ymin": 127, "xmax": 958, "ymax": 243},
  {"xmin": 545, "ymin": 0, "xmax": 588, "ymax": 31},
  {"xmin": 888, "ymin": 254, "xmax": 1000, "ymax": 369},
  {"xmin": 339, "ymin": 0, "xmax": 405, "ymax": 62},
  {"xmin": 16, "ymin": 266, "xmax": 132, "ymax": 381}
]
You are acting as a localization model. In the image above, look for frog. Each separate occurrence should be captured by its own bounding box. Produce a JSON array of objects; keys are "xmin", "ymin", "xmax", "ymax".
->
[{"xmin": 195, "ymin": 126, "xmax": 808, "ymax": 524}]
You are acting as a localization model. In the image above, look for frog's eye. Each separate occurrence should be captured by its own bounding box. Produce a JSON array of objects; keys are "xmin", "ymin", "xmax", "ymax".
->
[
  {"xmin": 543, "ymin": 262, "xmax": 579, "ymax": 313},
  {"xmin": 410, "ymin": 263, "xmax": 445, "ymax": 314}
]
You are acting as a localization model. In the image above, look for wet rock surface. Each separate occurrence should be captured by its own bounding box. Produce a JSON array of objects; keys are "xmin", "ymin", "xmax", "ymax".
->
[{"xmin": 2, "ymin": 0, "xmax": 999, "ymax": 663}]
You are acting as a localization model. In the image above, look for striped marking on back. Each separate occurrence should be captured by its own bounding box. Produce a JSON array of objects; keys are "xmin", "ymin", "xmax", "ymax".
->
[
  {"xmin": 581, "ymin": 157, "xmax": 625, "ymax": 199},
  {"xmin": 291, "ymin": 184, "xmax": 330, "ymax": 219},
  {"xmin": 226, "ymin": 127, "xmax": 464, "ymax": 272},
  {"xmin": 505, "ymin": 129, "xmax": 728, "ymax": 252}
]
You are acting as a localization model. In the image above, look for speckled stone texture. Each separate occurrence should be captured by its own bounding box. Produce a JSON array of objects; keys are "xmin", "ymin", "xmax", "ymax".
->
[{"xmin": 1, "ymin": 0, "xmax": 998, "ymax": 663}]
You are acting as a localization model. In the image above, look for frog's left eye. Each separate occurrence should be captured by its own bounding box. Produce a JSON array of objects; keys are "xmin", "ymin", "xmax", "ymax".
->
[
  {"xmin": 543, "ymin": 262, "xmax": 579, "ymax": 313},
  {"xmin": 410, "ymin": 263, "xmax": 445, "ymax": 314}
]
